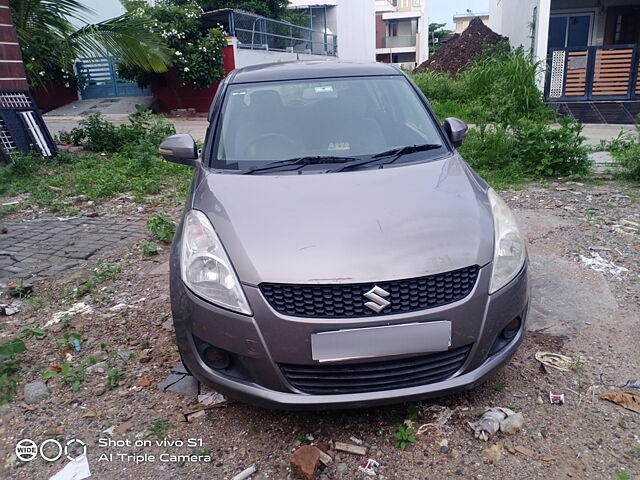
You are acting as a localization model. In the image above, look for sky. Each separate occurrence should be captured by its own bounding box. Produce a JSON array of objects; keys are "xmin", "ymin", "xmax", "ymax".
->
[
  {"xmin": 76, "ymin": 0, "xmax": 490, "ymax": 31},
  {"xmin": 429, "ymin": 0, "xmax": 490, "ymax": 29}
]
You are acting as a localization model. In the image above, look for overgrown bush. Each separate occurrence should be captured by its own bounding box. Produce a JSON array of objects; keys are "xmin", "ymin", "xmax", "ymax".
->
[
  {"xmin": 610, "ymin": 124, "xmax": 640, "ymax": 181},
  {"xmin": 118, "ymin": 0, "xmax": 227, "ymax": 89},
  {"xmin": 412, "ymin": 46, "xmax": 551, "ymax": 125},
  {"xmin": 411, "ymin": 45, "xmax": 588, "ymax": 186},
  {"xmin": 58, "ymin": 105, "xmax": 175, "ymax": 154},
  {"xmin": 0, "ymin": 148, "xmax": 191, "ymax": 212},
  {"xmin": 459, "ymin": 120, "xmax": 590, "ymax": 188}
]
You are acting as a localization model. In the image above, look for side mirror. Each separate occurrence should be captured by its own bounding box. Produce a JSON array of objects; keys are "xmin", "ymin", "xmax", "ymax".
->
[
  {"xmin": 159, "ymin": 134, "xmax": 199, "ymax": 167},
  {"xmin": 442, "ymin": 117, "xmax": 468, "ymax": 148}
]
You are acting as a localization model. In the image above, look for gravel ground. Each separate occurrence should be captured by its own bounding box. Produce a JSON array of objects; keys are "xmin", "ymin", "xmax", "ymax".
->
[{"xmin": 0, "ymin": 179, "xmax": 639, "ymax": 480}]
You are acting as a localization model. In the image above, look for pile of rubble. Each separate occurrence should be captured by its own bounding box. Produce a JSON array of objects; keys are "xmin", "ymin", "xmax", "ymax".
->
[{"xmin": 415, "ymin": 17, "xmax": 509, "ymax": 75}]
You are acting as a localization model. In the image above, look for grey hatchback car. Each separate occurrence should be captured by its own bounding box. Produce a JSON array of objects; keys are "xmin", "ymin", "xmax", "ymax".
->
[{"xmin": 159, "ymin": 61, "xmax": 529, "ymax": 409}]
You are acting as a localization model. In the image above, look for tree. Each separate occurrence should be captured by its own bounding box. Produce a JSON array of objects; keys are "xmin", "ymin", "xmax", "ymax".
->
[
  {"xmin": 118, "ymin": 1, "xmax": 227, "ymax": 91},
  {"xmin": 174, "ymin": 0, "xmax": 306, "ymax": 25},
  {"xmin": 196, "ymin": 0, "xmax": 290, "ymax": 19},
  {"xmin": 428, "ymin": 22, "xmax": 452, "ymax": 55},
  {"xmin": 9, "ymin": 0, "xmax": 172, "ymax": 88}
]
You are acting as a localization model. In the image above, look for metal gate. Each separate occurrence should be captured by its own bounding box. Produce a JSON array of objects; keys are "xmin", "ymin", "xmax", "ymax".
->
[{"xmin": 76, "ymin": 57, "xmax": 151, "ymax": 99}]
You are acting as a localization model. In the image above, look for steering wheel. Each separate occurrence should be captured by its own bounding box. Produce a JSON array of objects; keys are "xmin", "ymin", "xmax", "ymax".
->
[{"xmin": 244, "ymin": 133, "xmax": 298, "ymax": 158}]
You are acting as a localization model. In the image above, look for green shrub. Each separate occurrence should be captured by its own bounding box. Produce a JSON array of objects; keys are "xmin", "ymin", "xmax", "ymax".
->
[
  {"xmin": 511, "ymin": 118, "xmax": 589, "ymax": 176},
  {"xmin": 411, "ymin": 45, "xmax": 591, "ymax": 187},
  {"xmin": 411, "ymin": 46, "xmax": 552, "ymax": 125},
  {"xmin": 459, "ymin": 119, "xmax": 589, "ymax": 187},
  {"xmin": 616, "ymin": 142, "xmax": 640, "ymax": 181},
  {"xmin": 57, "ymin": 105, "xmax": 175, "ymax": 154},
  {"xmin": 147, "ymin": 210, "xmax": 175, "ymax": 243},
  {"xmin": 0, "ymin": 339, "xmax": 27, "ymax": 404},
  {"xmin": 141, "ymin": 240, "xmax": 160, "ymax": 257},
  {"xmin": 604, "ymin": 123, "xmax": 640, "ymax": 181}
]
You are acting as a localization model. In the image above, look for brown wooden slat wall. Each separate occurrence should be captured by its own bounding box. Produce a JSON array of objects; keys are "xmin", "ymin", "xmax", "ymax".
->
[
  {"xmin": 0, "ymin": 0, "xmax": 28, "ymax": 90},
  {"xmin": 592, "ymin": 48, "xmax": 633, "ymax": 97},
  {"xmin": 565, "ymin": 51, "xmax": 588, "ymax": 96}
]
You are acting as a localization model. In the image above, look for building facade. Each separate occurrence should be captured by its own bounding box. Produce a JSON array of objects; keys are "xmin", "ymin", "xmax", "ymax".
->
[
  {"xmin": 453, "ymin": 12, "xmax": 489, "ymax": 34},
  {"xmin": 375, "ymin": 0, "xmax": 429, "ymax": 69},
  {"xmin": 490, "ymin": 0, "xmax": 640, "ymax": 123},
  {"xmin": 289, "ymin": 0, "xmax": 377, "ymax": 63}
]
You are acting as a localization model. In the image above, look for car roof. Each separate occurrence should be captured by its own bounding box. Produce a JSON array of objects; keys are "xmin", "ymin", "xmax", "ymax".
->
[{"xmin": 228, "ymin": 61, "xmax": 403, "ymax": 84}]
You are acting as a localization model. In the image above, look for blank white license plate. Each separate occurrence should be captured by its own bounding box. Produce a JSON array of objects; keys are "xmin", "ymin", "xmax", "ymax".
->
[{"xmin": 311, "ymin": 321, "xmax": 452, "ymax": 362}]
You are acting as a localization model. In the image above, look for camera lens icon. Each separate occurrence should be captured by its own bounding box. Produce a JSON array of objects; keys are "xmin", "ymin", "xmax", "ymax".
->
[
  {"xmin": 15, "ymin": 438, "xmax": 87, "ymax": 462},
  {"xmin": 15, "ymin": 439, "xmax": 38, "ymax": 462}
]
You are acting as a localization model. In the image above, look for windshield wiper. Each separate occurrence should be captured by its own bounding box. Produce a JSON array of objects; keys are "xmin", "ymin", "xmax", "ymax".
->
[
  {"xmin": 242, "ymin": 156, "xmax": 359, "ymax": 175},
  {"xmin": 331, "ymin": 144, "xmax": 443, "ymax": 173}
]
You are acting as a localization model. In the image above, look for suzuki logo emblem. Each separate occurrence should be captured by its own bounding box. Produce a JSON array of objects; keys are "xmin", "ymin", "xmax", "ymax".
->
[{"xmin": 364, "ymin": 285, "xmax": 391, "ymax": 313}]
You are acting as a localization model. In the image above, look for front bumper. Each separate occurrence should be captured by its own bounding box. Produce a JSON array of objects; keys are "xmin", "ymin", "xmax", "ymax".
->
[{"xmin": 170, "ymin": 262, "xmax": 529, "ymax": 409}]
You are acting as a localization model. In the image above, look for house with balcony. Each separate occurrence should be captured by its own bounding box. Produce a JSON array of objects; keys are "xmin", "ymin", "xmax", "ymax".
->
[
  {"xmin": 490, "ymin": 0, "xmax": 640, "ymax": 123},
  {"xmin": 288, "ymin": 0, "xmax": 376, "ymax": 63},
  {"xmin": 453, "ymin": 11, "xmax": 490, "ymax": 34},
  {"xmin": 375, "ymin": 0, "xmax": 429, "ymax": 69}
]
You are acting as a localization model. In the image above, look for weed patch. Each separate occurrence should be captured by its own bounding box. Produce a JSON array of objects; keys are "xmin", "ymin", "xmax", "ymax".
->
[
  {"xmin": 394, "ymin": 425, "xmax": 415, "ymax": 450},
  {"xmin": 141, "ymin": 240, "xmax": 160, "ymax": 257},
  {"xmin": 147, "ymin": 210, "xmax": 175, "ymax": 243},
  {"xmin": 146, "ymin": 418, "xmax": 175, "ymax": 440},
  {"xmin": 0, "ymin": 339, "xmax": 27, "ymax": 404},
  {"xmin": 0, "ymin": 108, "xmax": 192, "ymax": 215},
  {"xmin": 411, "ymin": 46, "xmax": 589, "ymax": 188},
  {"xmin": 106, "ymin": 369, "xmax": 124, "ymax": 389}
]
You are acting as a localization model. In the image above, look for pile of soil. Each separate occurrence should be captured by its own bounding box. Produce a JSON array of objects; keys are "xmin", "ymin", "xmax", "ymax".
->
[{"xmin": 415, "ymin": 17, "xmax": 509, "ymax": 74}]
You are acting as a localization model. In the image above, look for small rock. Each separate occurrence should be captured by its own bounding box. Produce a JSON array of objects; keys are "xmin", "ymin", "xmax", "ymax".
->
[
  {"xmin": 439, "ymin": 439, "xmax": 449, "ymax": 453},
  {"xmin": 4, "ymin": 453, "xmax": 18, "ymax": 468},
  {"xmin": 137, "ymin": 377, "xmax": 151, "ymax": 388},
  {"xmin": 157, "ymin": 372, "xmax": 198, "ymax": 396},
  {"xmin": 117, "ymin": 350, "xmax": 132, "ymax": 361},
  {"xmin": 291, "ymin": 445, "xmax": 321, "ymax": 480},
  {"xmin": 85, "ymin": 362, "xmax": 107, "ymax": 375},
  {"xmin": 503, "ymin": 439, "xmax": 516, "ymax": 454},
  {"xmin": 536, "ymin": 396, "xmax": 544, "ymax": 405},
  {"xmin": 500, "ymin": 412, "xmax": 524, "ymax": 434},
  {"xmin": 162, "ymin": 319, "xmax": 173, "ymax": 331},
  {"xmin": 336, "ymin": 462, "xmax": 348, "ymax": 474},
  {"xmin": 24, "ymin": 381, "xmax": 50, "ymax": 404}
]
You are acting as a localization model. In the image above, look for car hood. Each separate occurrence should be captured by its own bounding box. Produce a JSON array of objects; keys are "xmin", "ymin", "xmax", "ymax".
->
[{"xmin": 193, "ymin": 154, "xmax": 494, "ymax": 285}]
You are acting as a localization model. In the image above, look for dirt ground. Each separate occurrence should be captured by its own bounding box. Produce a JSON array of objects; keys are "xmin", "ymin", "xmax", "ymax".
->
[{"xmin": 0, "ymin": 179, "xmax": 639, "ymax": 480}]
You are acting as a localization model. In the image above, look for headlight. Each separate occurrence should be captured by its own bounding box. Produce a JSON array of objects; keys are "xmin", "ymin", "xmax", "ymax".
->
[
  {"xmin": 488, "ymin": 188, "xmax": 526, "ymax": 294},
  {"xmin": 180, "ymin": 210, "xmax": 252, "ymax": 315}
]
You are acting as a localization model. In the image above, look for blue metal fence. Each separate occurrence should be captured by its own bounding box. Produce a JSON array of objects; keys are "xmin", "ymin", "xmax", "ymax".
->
[{"xmin": 76, "ymin": 57, "xmax": 151, "ymax": 99}]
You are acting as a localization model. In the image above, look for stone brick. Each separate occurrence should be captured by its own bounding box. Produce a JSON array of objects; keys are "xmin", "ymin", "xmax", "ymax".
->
[{"xmin": 290, "ymin": 446, "xmax": 321, "ymax": 480}]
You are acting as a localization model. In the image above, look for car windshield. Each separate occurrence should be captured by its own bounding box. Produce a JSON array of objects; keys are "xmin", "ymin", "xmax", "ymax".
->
[{"xmin": 211, "ymin": 75, "xmax": 446, "ymax": 171}]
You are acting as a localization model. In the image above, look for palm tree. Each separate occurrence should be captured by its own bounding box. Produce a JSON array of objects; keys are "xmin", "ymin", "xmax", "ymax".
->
[{"xmin": 9, "ymin": 0, "xmax": 172, "ymax": 87}]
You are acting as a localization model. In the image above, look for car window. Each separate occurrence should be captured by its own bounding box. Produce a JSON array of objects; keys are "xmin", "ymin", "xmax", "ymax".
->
[{"xmin": 212, "ymin": 76, "xmax": 445, "ymax": 168}]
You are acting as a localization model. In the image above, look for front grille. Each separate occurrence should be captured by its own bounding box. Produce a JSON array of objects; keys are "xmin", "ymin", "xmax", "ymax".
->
[
  {"xmin": 260, "ymin": 265, "xmax": 479, "ymax": 318},
  {"xmin": 280, "ymin": 345, "xmax": 471, "ymax": 394}
]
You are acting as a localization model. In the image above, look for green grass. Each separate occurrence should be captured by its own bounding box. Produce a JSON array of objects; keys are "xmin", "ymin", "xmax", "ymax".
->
[
  {"xmin": 141, "ymin": 240, "xmax": 160, "ymax": 257},
  {"xmin": 410, "ymin": 46, "xmax": 591, "ymax": 189},
  {"xmin": 106, "ymin": 368, "xmax": 124, "ymax": 389},
  {"xmin": 146, "ymin": 210, "xmax": 176, "ymax": 243},
  {"xmin": 24, "ymin": 295, "xmax": 46, "ymax": 311},
  {"xmin": 0, "ymin": 150, "xmax": 192, "ymax": 215},
  {"xmin": 394, "ymin": 425, "xmax": 415, "ymax": 450},
  {"xmin": 146, "ymin": 418, "xmax": 175, "ymax": 440},
  {"xmin": 0, "ymin": 339, "xmax": 27, "ymax": 404},
  {"xmin": 66, "ymin": 260, "xmax": 122, "ymax": 300}
]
